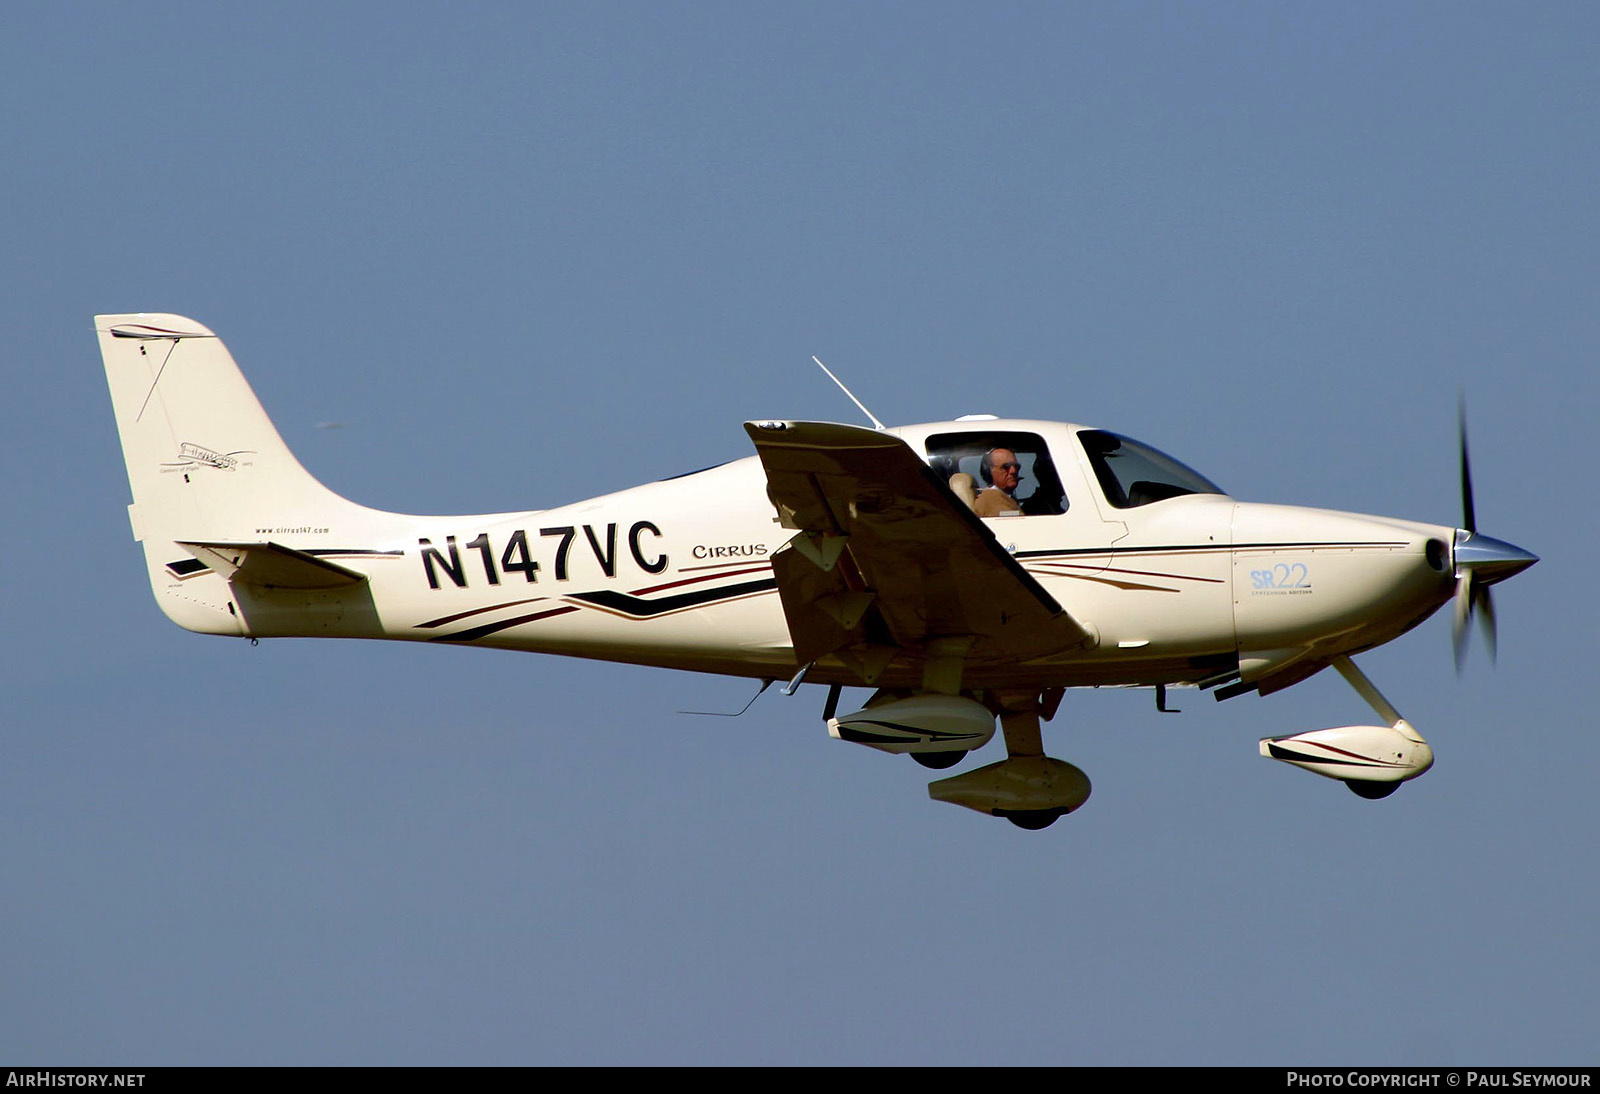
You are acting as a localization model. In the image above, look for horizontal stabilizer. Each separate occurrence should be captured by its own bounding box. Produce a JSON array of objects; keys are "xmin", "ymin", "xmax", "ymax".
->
[{"xmin": 178, "ymin": 541, "xmax": 369, "ymax": 590}]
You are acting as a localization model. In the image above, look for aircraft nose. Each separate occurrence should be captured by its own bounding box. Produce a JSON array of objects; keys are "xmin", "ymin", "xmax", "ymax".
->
[{"xmin": 1452, "ymin": 530, "xmax": 1539, "ymax": 587}]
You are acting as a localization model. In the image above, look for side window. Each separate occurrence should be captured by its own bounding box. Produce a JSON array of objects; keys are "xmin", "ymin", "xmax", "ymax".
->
[{"xmin": 924, "ymin": 431, "xmax": 1068, "ymax": 516}]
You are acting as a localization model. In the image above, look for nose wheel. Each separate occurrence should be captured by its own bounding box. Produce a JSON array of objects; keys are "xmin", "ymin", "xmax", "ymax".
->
[{"xmin": 1345, "ymin": 779, "xmax": 1401, "ymax": 800}]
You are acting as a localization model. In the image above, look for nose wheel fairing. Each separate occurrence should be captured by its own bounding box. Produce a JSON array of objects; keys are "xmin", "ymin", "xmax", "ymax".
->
[{"xmin": 1259, "ymin": 655, "xmax": 1434, "ymax": 795}]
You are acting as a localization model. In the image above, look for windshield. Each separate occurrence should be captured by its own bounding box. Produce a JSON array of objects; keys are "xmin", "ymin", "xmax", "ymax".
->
[{"xmin": 1078, "ymin": 429, "xmax": 1224, "ymax": 509}]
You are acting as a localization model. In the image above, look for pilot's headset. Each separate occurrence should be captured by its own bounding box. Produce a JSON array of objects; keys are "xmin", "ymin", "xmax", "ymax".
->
[{"xmin": 980, "ymin": 448, "xmax": 1001, "ymax": 485}]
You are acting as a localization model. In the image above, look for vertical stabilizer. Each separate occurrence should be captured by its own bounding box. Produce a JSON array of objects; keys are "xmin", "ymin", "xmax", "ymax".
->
[
  {"xmin": 96, "ymin": 314, "xmax": 366, "ymax": 539},
  {"xmin": 96, "ymin": 313, "xmax": 380, "ymax": 633}
]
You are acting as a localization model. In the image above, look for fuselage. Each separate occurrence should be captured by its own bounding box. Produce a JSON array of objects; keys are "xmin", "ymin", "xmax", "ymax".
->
[{"xmin": 148, "ymin": 417, "xmax": 1459, "ymax": 693}]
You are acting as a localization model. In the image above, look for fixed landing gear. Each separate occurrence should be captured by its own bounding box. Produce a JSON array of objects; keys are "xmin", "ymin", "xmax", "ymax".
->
[
  {"xmin": 926, "ymin": 691, "xmax": 1091, "ymax": 829},
  {"xmin": 1345, "ymin": 779, "xmax": 1401, "ymax": 800},
  {"xmin": 997, "ymin": 808, "xmax": 1068, "ymax": 830},
  {"xmin": 1259, "ymin": 656, "xmax": 1434, "ymax": 798},
  {"xmin": 825, "ymin": 674, "xmax": 1088, "ymax": 828}
]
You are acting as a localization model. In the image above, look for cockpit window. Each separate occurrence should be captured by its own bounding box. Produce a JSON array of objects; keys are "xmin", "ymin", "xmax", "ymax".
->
[
  {"xmin": 925, "ymin": 431, "xmax": 1067, "ymax": 516},
  {"xmin": 1078, "ymin": 429, "xmax": 1224, "ymax": 509}
]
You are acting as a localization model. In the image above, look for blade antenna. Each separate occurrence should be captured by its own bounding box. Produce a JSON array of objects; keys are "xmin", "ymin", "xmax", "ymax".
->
[{"xmin": 812, "ymin": 355, "xmax": 886, "ymax": 431}]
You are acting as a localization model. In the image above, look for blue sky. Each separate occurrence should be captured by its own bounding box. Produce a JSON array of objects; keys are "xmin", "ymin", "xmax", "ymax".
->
[{"xmin": 2, "ymin": 2, "xmax": 1594, "ymax": 1064}]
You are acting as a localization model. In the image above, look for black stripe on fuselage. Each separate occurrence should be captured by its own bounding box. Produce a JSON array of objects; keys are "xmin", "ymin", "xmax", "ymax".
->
[
  {"xmin": 568, "ymin": 577, "xmax": 778, "ymax": 619},
  {"xmin": 432, "ymin": 605, "xmax": 581, "ymax": 643},
  {"xmin": 429, "ymin": 577, "xmax": 779, "ymax": 642}
]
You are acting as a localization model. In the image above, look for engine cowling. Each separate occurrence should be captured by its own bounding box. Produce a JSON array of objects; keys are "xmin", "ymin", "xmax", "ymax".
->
[
  {"xmin": 828, "ymin": 693, "xmax": 996, "ymax": 756},
  {"xmin": 1260, "ymin": 722, "xmax": 1434, "ymax": 785}
]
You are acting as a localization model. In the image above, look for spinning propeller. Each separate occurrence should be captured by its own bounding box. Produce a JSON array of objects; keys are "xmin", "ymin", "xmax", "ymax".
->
[{"xmin": 1452, "ymin": 400, "xmax": 1538, "ymax": 670}]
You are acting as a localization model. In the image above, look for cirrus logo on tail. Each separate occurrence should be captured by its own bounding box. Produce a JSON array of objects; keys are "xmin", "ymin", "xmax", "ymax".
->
[{"xmin": 161, "ymin": 442, "xmax": 254, "ymax": 472}]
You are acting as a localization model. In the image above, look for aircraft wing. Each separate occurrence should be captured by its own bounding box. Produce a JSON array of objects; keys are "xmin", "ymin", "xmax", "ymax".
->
[{"xmin": 744, "ymin": 420, "xmax": 1091, "ymax": 674}]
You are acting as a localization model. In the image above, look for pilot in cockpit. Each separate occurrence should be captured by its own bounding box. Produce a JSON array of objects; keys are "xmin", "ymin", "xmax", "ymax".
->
[{"xmin": 974, "ymin": 448, "xmax": 1023, "ymax": 517}]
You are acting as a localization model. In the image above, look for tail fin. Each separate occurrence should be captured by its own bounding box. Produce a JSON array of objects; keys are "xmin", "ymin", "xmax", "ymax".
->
[
  {"xmin": 96, "ymin": 313, "xmax": 366, "ymax": 536},
  {"xmin": 96, "ymin": 313, "xmax": 382, "ymax": 634}
]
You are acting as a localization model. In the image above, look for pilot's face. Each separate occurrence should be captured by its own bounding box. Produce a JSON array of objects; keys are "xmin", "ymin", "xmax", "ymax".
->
[{"xmin": 989, "ymin": 449, "xmax": 1021, "ymax": 493}]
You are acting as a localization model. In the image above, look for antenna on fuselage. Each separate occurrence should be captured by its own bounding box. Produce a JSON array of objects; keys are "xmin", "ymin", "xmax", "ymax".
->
[{"xmin": 812, "ymin": 355, "xmax": 886, "ymax": 431}]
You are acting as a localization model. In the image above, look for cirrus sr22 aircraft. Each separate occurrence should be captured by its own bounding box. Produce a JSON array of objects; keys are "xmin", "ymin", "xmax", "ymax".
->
[{"xmin": 97, "ymin": 313, "xmax": 1537, "ymax": 830}]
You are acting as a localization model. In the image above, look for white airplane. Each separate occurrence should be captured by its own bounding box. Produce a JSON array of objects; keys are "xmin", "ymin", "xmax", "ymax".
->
[{"xmin": 96, "ymin": 313, "xmax": 1537, "ymax": 829}]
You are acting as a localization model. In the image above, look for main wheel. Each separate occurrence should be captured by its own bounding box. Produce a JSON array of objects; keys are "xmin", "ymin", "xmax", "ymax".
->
[
  {"xmin": 912, "ymin": 750, "xmax": 965, "ymax": 770},
  {"xmin": 999, "ymin": 809, "xmax": 1062, "ymax": 830}
]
